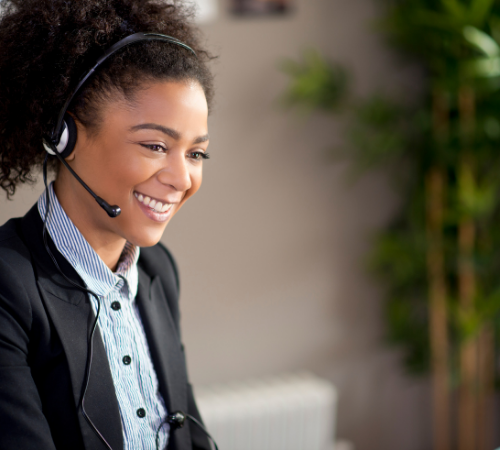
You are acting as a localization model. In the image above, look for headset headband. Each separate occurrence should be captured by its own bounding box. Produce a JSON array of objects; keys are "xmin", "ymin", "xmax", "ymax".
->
[{"xmin": 49, "ymin": 32, "xmax": 196, "ymax": 143}]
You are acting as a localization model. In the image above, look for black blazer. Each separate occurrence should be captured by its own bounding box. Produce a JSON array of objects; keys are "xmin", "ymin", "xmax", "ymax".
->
[{"xmin": 0, "ymin": 204, "xmax": 210, "ymax": 450}]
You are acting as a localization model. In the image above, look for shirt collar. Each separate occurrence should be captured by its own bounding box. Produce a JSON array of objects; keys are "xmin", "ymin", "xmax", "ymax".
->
[{"xmin": 37, "ymin": 183, "xmax": 140, "ymax": 299}]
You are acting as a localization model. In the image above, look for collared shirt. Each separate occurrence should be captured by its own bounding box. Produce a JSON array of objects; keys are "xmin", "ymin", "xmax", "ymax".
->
[{"xmin": 38, "ymin": 183, "xmax": 169, "ymax": 450}]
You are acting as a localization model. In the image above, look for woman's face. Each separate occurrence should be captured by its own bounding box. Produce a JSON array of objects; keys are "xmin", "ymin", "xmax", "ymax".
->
[{"xmin": 55, "ymin": 80, "xmax": 209, "ymax": 249}]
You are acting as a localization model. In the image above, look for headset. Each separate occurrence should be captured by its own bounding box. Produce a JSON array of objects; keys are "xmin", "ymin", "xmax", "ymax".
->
[
  {"xmin": 43, "ymin": 32, "xmax": 197, "ymax": 218},
  {"xmin": 41, "ymin": 32, "xmax": 218, "ymax": 450}
]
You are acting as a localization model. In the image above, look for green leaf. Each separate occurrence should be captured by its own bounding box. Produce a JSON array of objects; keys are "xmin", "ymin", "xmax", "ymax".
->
[
  {"xmin": 370, "ymin": 230, "xmax": 427, "ymax": 289},
  {"xmin": 458, "ymin": 309, "xmax": 482, "ymax": 340},
  {"xmin": 440, "ymin": 0, "xmax": 467, "ymax": 20},
  {"xmin": 469, "ymin": 0, "xmax": 495, "ymax": 26},
  {"xmin": 411, "ymin": 9, "xmax": 463, "ymax": 31},
  {"xmin": 462, "ymin": 56, "xmax": 500, "ymax": 78},
  {"xmin": 488, "ymin": 15, "xmax": 500, "ymax": 43},
  {"xmin": 280, "ymin": 50, "xmax": 349, "ymax": 112},
  {"xmin": 476, "ymin": 288, "xmax": 500, "ymax": 321},
  {"xmin": 463, "ymin": 26, "xmax": 500, "ymax": 56},
  {"xmin": 483, "ymin": 116, "xmax": 500, "ymax": 138},
  {"xmin": 455, "ymin": 171, "xmax": 498, "ymax": 219},
  {"xmin": 456, "ymin": 289, "xmax": 500, "ymax": 340}
]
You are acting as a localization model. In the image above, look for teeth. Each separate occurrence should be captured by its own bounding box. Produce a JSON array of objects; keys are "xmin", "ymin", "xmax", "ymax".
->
[{"xmin": 135, "ymin": 192, "xmax": 171, "ymax": 214}]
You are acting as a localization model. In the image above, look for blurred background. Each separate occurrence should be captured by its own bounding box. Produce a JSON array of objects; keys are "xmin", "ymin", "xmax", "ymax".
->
[{"xmin": 4, "ymin": 0, "xmax": 500, "ymax": 449}]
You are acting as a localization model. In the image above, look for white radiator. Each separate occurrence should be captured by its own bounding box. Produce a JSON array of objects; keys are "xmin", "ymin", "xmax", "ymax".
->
[{"xmin": 194, "ymin": 372, "xmax": 337, "ymax": 450}]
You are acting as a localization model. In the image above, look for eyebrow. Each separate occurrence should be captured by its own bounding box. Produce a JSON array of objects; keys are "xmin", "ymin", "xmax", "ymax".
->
[{"xmin": 129, "ymin": 123, "xmax": 209, "ymax": 144}]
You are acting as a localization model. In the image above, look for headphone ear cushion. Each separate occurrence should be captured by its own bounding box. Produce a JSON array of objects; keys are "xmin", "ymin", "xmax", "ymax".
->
[{"xmin": 58, "ymin": 114, "xmax": 78, "ymax": 159}]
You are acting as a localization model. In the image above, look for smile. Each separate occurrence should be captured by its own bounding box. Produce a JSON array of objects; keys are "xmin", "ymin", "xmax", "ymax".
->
[{"xmin": 134, "ymin": 191, "xmax": 173, "ymax": 214}]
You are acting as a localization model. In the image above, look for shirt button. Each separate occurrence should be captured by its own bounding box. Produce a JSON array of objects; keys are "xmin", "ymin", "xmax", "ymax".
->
[
  {"xmin": 122, "ymin": 355, "xmax": 131, "ymax": 365},
  {"xmin": 111, "ymin": 301, "xmax": 121, "ymax": 311},
  {"xmin": 137, "ymin": 408, "xmax": 146, "ymax": 418}
]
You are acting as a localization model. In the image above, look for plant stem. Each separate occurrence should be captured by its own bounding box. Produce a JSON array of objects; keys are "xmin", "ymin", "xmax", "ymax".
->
[
  {"xmin": 477, "ymin": 324, "xmax": 494, "ymax": 450},
  {"xmin": 427, "ymin": 88, "xmax": 450, "ymax": 450},
  {"xmin": 457, "ymin": 157, "xmax": 478, "ymax": 450},
  {"xmin": 426, "ymin": 167, "xmax": 451, "ymax": 450},
  {"xmin": 457, "ymin": 85, "xmax": 478, "ymax": 450}
]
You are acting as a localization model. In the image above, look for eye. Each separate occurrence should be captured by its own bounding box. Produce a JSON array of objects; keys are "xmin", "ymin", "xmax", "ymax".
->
[
  {"xmin": 189, "ymin": 151, "xmax": 210, "ymax": 160},
  {"xmin": 141, "ymin": 144, "xmax": 167, "ymax": 153}
]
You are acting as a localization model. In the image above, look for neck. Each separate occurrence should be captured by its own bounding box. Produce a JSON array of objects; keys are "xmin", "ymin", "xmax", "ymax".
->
[
  {"xmin": 53, "ymin": 178, "xmax": 126, "ymax": 271},
  {"xmin": 87, "ymin": 236, "xmax": 126, "ymax": 272}
]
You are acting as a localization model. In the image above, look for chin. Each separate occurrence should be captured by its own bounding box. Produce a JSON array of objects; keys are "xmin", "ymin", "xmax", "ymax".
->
[{"xmin": 126, "ymin": 228, "xmax": 166, "ymax": 248}]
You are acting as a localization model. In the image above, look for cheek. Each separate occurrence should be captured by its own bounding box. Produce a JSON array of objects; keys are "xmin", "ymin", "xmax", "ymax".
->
[{"xmin": 100, "ymin": 148, "xmax": 158, "ymax": 192}]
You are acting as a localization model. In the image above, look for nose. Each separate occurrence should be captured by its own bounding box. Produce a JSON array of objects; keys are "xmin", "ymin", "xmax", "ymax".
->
[{"xmin": 157, "ymin": 153, "xmax": 192, "ymax": 192}]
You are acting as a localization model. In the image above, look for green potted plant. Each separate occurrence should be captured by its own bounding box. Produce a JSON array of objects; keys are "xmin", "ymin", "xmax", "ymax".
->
[{"xmin": 282, "ymin": 1, "xmax": 500, "ymax": 449}]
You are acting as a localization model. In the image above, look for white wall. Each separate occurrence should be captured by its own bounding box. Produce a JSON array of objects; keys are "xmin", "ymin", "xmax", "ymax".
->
[{"xmin": 0, "ymin": 1, "xmax": 431, "ymax": 449}]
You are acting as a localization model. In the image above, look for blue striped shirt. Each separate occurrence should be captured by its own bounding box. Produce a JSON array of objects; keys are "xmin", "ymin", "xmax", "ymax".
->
[{"xmin": 38, "ymin": 183, "xmax": 169, "ymax": 450}]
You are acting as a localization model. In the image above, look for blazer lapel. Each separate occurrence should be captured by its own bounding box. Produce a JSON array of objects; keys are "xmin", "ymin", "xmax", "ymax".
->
[
  {"xmin": 21, "ymin": 205, "xmax": 123, "ymax": 450},
  {"xmin": 136, "ymin": 267, "xmax": 192, "ymax": 450}
]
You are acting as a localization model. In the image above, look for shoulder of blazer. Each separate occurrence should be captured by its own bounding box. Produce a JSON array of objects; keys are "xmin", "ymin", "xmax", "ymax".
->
[
  {"xmin": 0, "ymin": 217, "xmax": 26, "ymax": 252},
  {"xmin": 0, "ymin": 217, "xmax": 37, "ymax": 330},
  {"xmin": 0, "ymin": 216, "xmax": 38, "ymax": 294},
  {"xmin": 0, "ymin": 217, "xmax": 20, "ymax": 243}
]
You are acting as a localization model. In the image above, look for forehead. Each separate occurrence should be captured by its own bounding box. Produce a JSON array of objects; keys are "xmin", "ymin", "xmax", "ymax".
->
[
  {"xmin": 130, "ymin": 80, "xmax": 207, "ymax": 111},
  {"xmin": 101, "ymin": 80, "xmax": 208, "ymax": 136}
]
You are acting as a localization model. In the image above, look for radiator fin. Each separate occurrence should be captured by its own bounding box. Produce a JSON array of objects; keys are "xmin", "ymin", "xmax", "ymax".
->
[{"xmin": 194, "ymin": 372, "xmax": 337, "ymax": 450}]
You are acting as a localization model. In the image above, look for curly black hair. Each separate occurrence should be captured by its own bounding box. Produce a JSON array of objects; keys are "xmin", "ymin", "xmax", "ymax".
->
[{"xmin": 0, "ymin": 0, "xmax": 214, "ymax": 197}]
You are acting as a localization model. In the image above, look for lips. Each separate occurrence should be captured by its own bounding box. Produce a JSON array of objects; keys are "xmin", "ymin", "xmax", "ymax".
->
[{"xmin": 134, "ymin": 191, "xmax": 173, "ymax": 214}]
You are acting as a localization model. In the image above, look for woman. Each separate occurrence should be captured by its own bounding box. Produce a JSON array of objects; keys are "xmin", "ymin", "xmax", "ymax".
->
[{"xmin": 0, "ymin": 1, "xmax": 213, "ymax": 449}]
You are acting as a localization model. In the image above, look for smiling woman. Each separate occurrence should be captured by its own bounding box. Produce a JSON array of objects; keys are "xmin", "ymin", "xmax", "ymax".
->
[
  {"xmin": 57, "ymin": 81, "xmax": 209, "ymax": 268},
  {"xmin": 0, "ymin": 1, "xmax": 214, "ymax": 450}
]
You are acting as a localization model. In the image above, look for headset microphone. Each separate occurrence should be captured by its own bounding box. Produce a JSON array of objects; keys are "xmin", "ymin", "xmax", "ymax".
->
[
  {"xmin": 95, "ymin": 197, "xmax": 121, "ymax": 218},
  {"xmin": 46, "ymin": 139, "xmax": 122, "ymax": 218}
]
